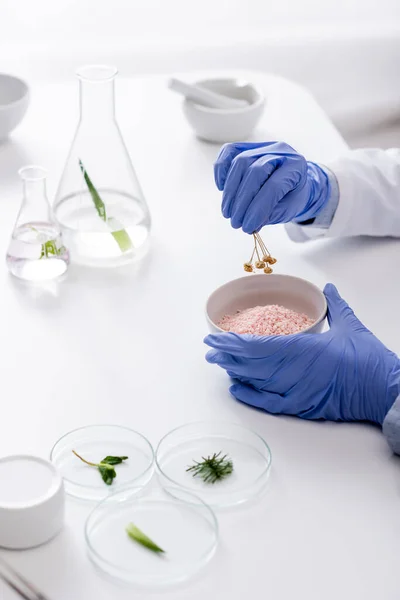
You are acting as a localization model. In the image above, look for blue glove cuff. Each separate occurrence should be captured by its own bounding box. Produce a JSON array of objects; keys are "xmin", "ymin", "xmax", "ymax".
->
[
  {"xmin": 383, "ymin": 395, "xmax": 400, "ymax": 455},
  {"xmin": 308, "ymin": 168, "xmax": 340, "ymax": 228},
  {"xmin": 294, "ymin": 162, "xmax": 331, "ymax": 222}
]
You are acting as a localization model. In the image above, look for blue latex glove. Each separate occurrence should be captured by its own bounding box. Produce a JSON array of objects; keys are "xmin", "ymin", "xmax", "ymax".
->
[
  {"xmin": 205, "ymin": 284, "xmax": 400, "ymax": 424},
  {"xmin": 214, "ymin": 141, "xmax": 331, "ymax": 233}
]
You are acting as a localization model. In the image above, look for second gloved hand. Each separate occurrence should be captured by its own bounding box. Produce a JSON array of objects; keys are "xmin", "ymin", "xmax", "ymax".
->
[
  {"xmin": 214, "ymin": 141, "xmax": 331, "ymax": 233},
  {"xmin": 205, "ymin": 285, "xmax": 400, "ymax": 425}
]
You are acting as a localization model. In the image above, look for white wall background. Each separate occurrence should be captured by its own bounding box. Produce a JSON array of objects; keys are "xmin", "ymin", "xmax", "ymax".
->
[
  {"xmin": 1, "ymin": 0, "xmax": 400, "ymax": 145},
  {"xmin": 1, "ymin": 0, "xmax": 399, "ymax": 42}
]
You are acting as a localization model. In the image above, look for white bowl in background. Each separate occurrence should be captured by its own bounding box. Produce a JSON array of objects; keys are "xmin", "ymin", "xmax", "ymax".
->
[
  {"xmin": 206, "ymin": 274, "xmax": 327, "ymax": 335},
  {"xmin": 183, "ymin": 78, "xmax": 265, "ymax": 143},
  {"xmin": 0, "ymin": 74, "xmax": 29, "ymax": 141}
]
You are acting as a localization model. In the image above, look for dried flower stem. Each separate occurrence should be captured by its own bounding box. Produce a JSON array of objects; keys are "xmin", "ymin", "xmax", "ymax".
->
[
  {"xmin": 244, "ymin": 231, "xmax": 277, "ymax": 275},
  {"xmin": 255, "ymin": 232, "xmax": 269, "ymax": 257}
]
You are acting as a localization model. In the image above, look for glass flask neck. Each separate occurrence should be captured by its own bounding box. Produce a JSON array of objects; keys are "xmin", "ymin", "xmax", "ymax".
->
[
  {"xmin": 20, "ymin": 167, "xmax": 49, "ymax": 206},
  {"xmin": 78, "ymin": 66, "xmax": 117, "ymax": 122},
  {"xmin": 17, "ymin": 166, "xmax": 51, "ymax": 224},
  {"xmin": 23, "ymin": 177, "xmax": 47, "ymax": 203}
]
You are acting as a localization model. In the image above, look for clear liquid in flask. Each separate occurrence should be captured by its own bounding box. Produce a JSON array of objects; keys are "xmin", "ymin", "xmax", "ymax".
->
[
  {"xmin": 6, "ymin": 221, "xmax": 69, "ymax": 281},
  {"xmin": 54, "ymin": 189, "xmax": 150, "ymax": 267}
]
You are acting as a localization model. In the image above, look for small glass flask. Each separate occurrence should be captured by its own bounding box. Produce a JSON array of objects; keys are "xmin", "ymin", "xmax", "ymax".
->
[
  {"xmin": 53, "ymin": 65, "xmax": 151, "ymax": 267},
  {"xmin": 6, "ymin": 166, "xmax": 69, "ymax": 281}
]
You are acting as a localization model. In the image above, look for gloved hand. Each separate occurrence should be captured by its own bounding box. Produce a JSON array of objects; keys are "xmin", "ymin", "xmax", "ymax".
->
[
  {"xmin": 205, "ymin": 284, "xmax": 400, "ymax": 424},
  {"xmin": 214, "ymin": 141, "xmax": 331, "ymax": 233}
]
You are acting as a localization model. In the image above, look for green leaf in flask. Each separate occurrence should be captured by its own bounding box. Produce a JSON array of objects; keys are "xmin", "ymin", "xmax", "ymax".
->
[{"xmin": 79, "ymin": 160, "xmax": 133, "ymax": 253}]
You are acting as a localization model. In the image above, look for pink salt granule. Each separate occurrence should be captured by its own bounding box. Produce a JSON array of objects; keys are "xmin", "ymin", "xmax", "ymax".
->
[{"xmin": 217, "ymin": 304, "xmax": 314, "ymax": 336}]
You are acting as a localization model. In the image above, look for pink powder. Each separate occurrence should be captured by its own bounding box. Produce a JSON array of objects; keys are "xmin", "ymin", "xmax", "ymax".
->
[{"xmin": 217, "ymin": 304, "xmax": 314, "ymax": 336}]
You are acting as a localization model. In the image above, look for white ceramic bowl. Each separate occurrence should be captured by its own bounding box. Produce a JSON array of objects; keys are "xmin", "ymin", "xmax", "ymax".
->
[
  {"xmin": 206, "ymin": 274, "xmax": 327, "ymax": 335},
  {"xmin": 0, "ymin": 74, "xmax": 29, "ymax": 140},
  {"xmin": 183, "ymin": 78, "xmax": 265, "ymax": 143}
]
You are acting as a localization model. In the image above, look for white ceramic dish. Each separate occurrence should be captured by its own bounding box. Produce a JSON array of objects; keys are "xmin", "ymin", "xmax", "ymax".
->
[
  {"xmin": 206, "ymin": 274, "xmax": 327, "ymax": 335},
  {"xmin": 182, "ymin": 78, "xmax": 265, "ymax": 143},
  {"xmin": 0, "ymin": 74, "xmax": 29, "ymax": 140}
]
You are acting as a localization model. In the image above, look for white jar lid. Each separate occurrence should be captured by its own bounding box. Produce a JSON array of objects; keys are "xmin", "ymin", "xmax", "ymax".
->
[{"xmin": 0, "ymin": 455, "xmax": 64, "ymax": 549}]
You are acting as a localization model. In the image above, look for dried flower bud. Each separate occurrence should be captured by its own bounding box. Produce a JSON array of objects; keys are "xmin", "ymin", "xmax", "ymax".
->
[
  {"xmin": 263, "ymin": 266, "xmax": 273, "ymax": 274},
  {"xmin": 244, "ymin": 262, "xmax": 254, "ymax": 272},
  {"xmin": 262, "ymin": 255, "xmax": 270, "ymax": 262},
  {"xmin": 266, "ymin": 257, "xmax": 277, "ymax": 265},
  {"xmin": 255, "ymin": 260, "xmax": 266, "ymax": 269}
]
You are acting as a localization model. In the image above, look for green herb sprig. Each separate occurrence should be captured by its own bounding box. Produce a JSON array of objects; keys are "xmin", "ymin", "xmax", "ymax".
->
[
  {"xmin": 126, "ymin": 523, "xmax": 165, "ymax": 554},
  {"xmin": 186, "ymin": 451, "xmax": 233, "ymax": 484},
  {"xmin": 40, "ymin": 239, "xmax": 67, "ymax": 259},
  {"xmin": 79, "ymin": 160, "xmax": 133, "ymax": 253},
  {"xmin": 72, "ymin": 450, "xmax": 128, "ymax": 485},
  {"xmin": 30, "ymin": 227, "xmax": 66, "ymax": 260}
]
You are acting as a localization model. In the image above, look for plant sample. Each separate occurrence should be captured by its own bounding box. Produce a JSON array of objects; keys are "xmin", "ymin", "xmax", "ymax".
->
[
  {"xmin": 30, "ymin": 226, "xmax": 66, "ymax": 259},
  {"xmin": 40, "ymin": 239, "xmax": 67, "ymax": 259},
  {"xmin": 79, "ymin": 160, "xmax": 133, "ymax": 253},
  {"xmin": 186, "ymin": 451, "xmax": 233, "ymax": 484},
  {"xmin": 126, "ymin": 523, "xmax": 165, "ymax": 554},
  {"xmin": 244, "ymin": 232, "xmax": 277, "ymax": 274},
  {"xmin": 72, "ymin": 450, "xmax": 128, "ymax": 485}
]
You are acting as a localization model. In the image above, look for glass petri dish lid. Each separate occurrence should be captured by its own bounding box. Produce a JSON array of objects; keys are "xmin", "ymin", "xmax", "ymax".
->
[
  {"xmin": 50, "ymin": 425, "xmax": 154, "ymax": 501},
  {"xmin": 85, "ymin": 485, "xmax": 218, "ymax": 586},
  {"xmin": 156, "ymin": 422, "xmax": 271, "ymax": 508}
]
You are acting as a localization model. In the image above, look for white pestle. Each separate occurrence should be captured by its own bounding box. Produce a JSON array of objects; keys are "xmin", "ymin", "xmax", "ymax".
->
[{"xmin": 168, "ymin": 78, "xmax": 249, "ymax": 110}]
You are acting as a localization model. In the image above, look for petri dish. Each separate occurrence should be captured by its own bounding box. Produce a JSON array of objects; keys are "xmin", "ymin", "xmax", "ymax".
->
[
  {"xmin": 50, "ymin": 425, "xmax": 154, "ymax": 501},
  {"xmin": 156, "ymin": 422, "xmax": 271, "ymax": 508},
  {"xmin": 85, "ymin": 485, "xmax": 218, "ymax": 586}
]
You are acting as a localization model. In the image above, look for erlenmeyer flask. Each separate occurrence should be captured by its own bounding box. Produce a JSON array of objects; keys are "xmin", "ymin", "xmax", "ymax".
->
[
  {"xmin": 53, "ymin": 65, "xmax": 151, "ymax": 267},
  {"xmin": 6, "ymin": 166, "xmax": 69, "ymax": 281}
]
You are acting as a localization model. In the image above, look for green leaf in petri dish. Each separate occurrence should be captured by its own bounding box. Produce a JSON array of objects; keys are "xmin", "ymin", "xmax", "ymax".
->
[
  {"xmin": 101, "ymin": 456, "xmax": 129, "ymax": 466},
  {"xmin": 126, "ymin": 523, "xmax": 165, "ymax": 554},
  {"xmin": 186, "ymin": 451, "xmax": 233, "ymax": 484},
  {"xmin": 98, "ymin": 464, "xmax": 116, "ymax": 485},
  {"xmin": 72, "ymin": 450, "xmax": 128, "ymax": 486}
]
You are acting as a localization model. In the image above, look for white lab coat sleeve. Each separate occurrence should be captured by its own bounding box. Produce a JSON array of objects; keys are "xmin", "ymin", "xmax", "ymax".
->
[
  {"xmin": 286, "ymin": 148, "xmax": 400, "ymax": 241},
  {"xmin": 383, "ymin": 396, "xmax": 400, "ymax": 455}
]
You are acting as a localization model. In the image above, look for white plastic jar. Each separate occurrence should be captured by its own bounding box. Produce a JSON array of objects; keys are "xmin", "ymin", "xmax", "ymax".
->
[{"xmin": 0, "ymin": 455, "xmax": 64, "ymax": 549}]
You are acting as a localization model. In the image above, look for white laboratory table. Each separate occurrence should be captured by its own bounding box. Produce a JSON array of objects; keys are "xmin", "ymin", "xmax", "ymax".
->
[{"xmin": 0, "ymin": 71, "xmax": 399, "ymax": 600}]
